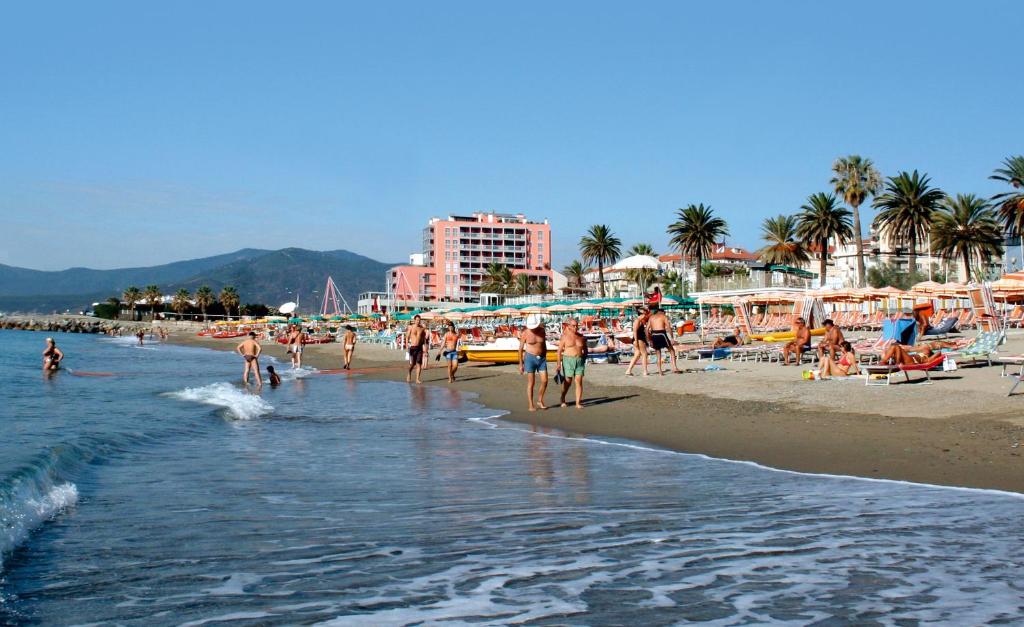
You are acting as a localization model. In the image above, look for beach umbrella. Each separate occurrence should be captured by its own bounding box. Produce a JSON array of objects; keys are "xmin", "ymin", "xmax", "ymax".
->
[
  {"xmin": 443, "ymin": 311, "xmax": 466, "ymax": 321},
  {"xmin": 469, "ymin": 309, "xmax": 494, "ymax": 318},
  {"xmin": 494, "ymin": 307, "xmax": 520, "ymax": 316},
  {"xmin": 570, "ymin": 302, "xmax": 596, "ymax": 311},
  {"xmin": 519, "ymin": 305, "xmax": 547, "ymax": 314},
  {"xmin": 911, "ymin": 280, "xmax": 944, "ymax": 294},
  {"xmin": 610, "ymin": 254, "xmax": 661, "ymax": 270},
  {"xmin": 278, "ymin": 302, "xmax": 297, "ymax": 315},
  {"xmin": 288, "ymin": 317, "xmax": 303, "ymax": 323},
  {"xmin": 546, "ymin": 304, "xmax": 572, "ymax": 313}
]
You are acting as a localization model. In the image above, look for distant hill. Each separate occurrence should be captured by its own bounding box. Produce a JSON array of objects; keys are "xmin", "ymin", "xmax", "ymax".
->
[{"xmin": 0, "ymin": 248, "xmax": 395, "ymax": 313}]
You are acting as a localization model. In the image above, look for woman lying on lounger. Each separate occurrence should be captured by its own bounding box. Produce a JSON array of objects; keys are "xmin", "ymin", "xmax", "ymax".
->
[
  {"xmin": 881, "ymin": 343, "xmax": 933, "ymax": 365},
  {"xmin": 819, "ymin": 341, "xmax": 859, "ymax": 378}
]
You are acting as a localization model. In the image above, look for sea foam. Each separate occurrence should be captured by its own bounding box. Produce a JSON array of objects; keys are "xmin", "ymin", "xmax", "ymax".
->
[
  {"xmin": 0, "ymin": 481, "xmax": 79, "ymax": 572},
  {"xmin": 167, "ymin": 382, "xmax": 274, "ymax": 420}
]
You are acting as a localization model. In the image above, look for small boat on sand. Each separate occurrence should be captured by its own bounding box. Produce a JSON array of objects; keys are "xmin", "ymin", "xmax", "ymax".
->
[{"xmin": 462, "ymin": 337, "xmax": 558, "ymax": 363}]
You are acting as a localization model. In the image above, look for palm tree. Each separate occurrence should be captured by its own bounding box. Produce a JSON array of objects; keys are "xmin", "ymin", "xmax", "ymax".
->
[
  {"xmin": 143, "ymin": 285, "xmax": 163, "ymax": 320},
  {"xmin": 171, "ymin": 289, "xmax": 192, "ymax": 318},
  {"xmin": 796, "ymin": 193, "xmax": 853, "ymax": 288},
  {"xmin": 122, "ymin": 286, "xmax": 142, "ymax": 321},
  {"xmin": 194, "ymin": 285, "xmax": 214, "ymax": 321},
  {"xmin": 579, "ymin": 225, "xmax": 622, "ymax": 298},
  {"xmin": 659, "ymin": 269, "xmax": 685, "ymax": 296},
  {"xmin": 667, "ymin": 204, "xmax": 728, "ymax": 292},
  {"xmin": 758, "ymin": 215, "xmax": 809, "ymax": 286},
  {"xmin": 931, "ymin": 194, "xmax": 1004, "ymax": 282},
  {"xmin": 563, "ymin": 260, "xmax": 587, "ymax": 290},
  {"xmin": 872, "ymin": 170, "xmax": 945, "ymax": 278},
  {"xmin": 831, "ymin": 155, "xmax": 883, "ymax": 287},
  {"xmin": 482, "ymin": 263, "xmax": 514, "ymax": 294},
  {"xmin": 990, "ymin": 155, "xmax": 1024, "ymax": 237},
  {"xmin": 513, "ymin": 273, "xmax": 532, "ymax": 296},
  {"xmin": 219, "ymin": 286, "xmax": 240, "ymax": 319},
  {"xmin": 626, "ymin": 242, "xmax": 656, "ymax": 257}
]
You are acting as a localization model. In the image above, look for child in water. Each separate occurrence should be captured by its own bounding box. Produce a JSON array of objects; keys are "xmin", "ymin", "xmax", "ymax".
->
[{"xmin": 266, "ymin": 365, "xmax": 282, "ymax": 386}]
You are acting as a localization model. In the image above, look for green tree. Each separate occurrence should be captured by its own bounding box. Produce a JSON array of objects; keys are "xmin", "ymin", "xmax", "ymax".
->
[
  {"xmin": 122, "ymin": 286, "xmax": 142, "ymax": 321},
  {"xmin": 562, "ymin": 260, "xmax": 587, "ymax": 289},
  {"xmin": 931, "ymin": 194, "xmax": 1004, "ymax": 282},
  {"xmin": 626, "ymin": 242, "xmax": 656, "ymax": 257},
  {"xmin": 513, "ymin": 273, "xmax": 532, "ymax": 296},
  {"xmin": 143, "ymin": 285, "xmax": 163, "ymax": 321},
  {"xmin": 872, "ymin": 170, "xmax": 945, "ymax": 278},
  {"xmin": 831, "ymin": 155, "xmax": 883, "ymax": 287},
  {"xmin": 219, "ymin": 286, "xmax": 240, "ymax": 319},
  {"xmin": 990, "ymin": 155, "xmax": 1024, "ymax": 236},
  {"xmin": 758, "ymin": 215, "xmax": 810, "ymax": 288},
  {"xmin": 667, "ymin": 204, "xmax": 729, "ymax": 292},
  {"xmin": 659, "ymin": 269, "xmax": 685, "ymax": 296},
  {"xmin": 482, "ymin": 263, "xmax": 514, "ymax": 295},
  {"xmin": 194, "ymin": 285, "xmax": 215, "ymax": 321},
  {"xmin": 796, "ymin": 193, "xmax": 853, "ymax": 288},
  {"xmin": 171, "ymin": 289, "xmax": 192, "ymax": 318},
  {"xmin": 579, "ymin": 224, "xmax": 622, "ymax": 298}
]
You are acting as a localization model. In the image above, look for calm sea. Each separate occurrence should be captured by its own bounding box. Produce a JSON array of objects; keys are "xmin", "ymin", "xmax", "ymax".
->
[{"xmin": 1, "ymin": 329, "xmax": 1023, "ymax": 625}]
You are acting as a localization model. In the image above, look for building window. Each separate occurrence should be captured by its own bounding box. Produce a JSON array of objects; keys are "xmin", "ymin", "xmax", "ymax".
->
[
  {"xmin": 539, "ymin": 254, "xmax": 544, "ymax": 263},
  {"xmin": 538, "ymin": 231, "xmax": 544, "ymax": 240}
]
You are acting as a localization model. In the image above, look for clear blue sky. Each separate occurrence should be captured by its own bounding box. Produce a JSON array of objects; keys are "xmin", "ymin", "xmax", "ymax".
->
[{"xmin": 2, "ymin": 1, "xmax": 1020, "ymax": 271}]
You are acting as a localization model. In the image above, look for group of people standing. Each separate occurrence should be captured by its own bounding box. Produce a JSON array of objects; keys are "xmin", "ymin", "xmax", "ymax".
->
[
  {"xmin": 404, "ymin": 315, "xmax": 463, "ymax": 384},
  {"xmin": 624, "ymin": 306, "xmax": 683, "ymax": 376},
  {"xmin": 517, "ymin": 313, "xmax": 588, "ymax": 411}
]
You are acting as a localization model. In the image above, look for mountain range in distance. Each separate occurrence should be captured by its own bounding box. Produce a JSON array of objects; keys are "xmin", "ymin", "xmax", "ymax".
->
[{"xmin": 0, "ymin": 248, "xmax": 397, "ymax": 313}]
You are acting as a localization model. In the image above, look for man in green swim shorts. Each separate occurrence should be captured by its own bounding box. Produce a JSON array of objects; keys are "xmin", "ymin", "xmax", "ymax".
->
[{"xmin": 556, "ymin": 318, "xmax": 588, "ymax": 409}]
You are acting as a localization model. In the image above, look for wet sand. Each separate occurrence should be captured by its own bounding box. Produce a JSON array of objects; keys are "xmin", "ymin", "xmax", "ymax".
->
[{"xmin": 170, "ymin": 333, "xmax": 1024, "ymax": 494}]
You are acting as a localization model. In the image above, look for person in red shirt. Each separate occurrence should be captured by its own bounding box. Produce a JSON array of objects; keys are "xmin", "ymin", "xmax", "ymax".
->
[{"xmin": 646, "ymin": 286, "xmax": 663, "ymax": 308}]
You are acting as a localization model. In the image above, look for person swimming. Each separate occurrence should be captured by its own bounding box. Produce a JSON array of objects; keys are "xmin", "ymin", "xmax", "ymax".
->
[
  {"xmin": 266, "ymin": 364, "xmax": 282, "ymax": 386},
  {"xmin": 43, "ymin": 338, "xmax": 64, "ymax": 371}
]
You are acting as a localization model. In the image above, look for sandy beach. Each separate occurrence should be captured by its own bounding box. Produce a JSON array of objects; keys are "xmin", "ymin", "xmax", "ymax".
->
[{"xmin": 168, "ymin": 329, "xmax": 1024, "ymax": 494}]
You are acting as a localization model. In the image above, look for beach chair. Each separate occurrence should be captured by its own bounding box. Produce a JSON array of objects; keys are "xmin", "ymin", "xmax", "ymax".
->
[
  {"xmin": 952, "ymin": 330, "xmax": 1004, "ymax": 367},
  {"xmin": 863, "ymin": 353, "xmax": 945, "ymax": 385}
]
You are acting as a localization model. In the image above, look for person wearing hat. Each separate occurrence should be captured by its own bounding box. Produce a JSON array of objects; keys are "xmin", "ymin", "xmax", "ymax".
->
[{"xmin": 518, "ymin": 314, "xmax": 549, "ymax": 411}]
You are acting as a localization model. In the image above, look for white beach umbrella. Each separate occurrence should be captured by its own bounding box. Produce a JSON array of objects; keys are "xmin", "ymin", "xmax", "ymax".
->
[
  {"xmin": 610, "ymin": 254, "xmax": 661, "ymax": 270},
  {"xmin": 279, "ymin": 302, "xmax": 297, "ymax": 314}
]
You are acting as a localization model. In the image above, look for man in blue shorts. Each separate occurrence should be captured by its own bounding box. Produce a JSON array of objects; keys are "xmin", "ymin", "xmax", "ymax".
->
[{"xmin": 518, "ymin": 314, "xmax": 549, "ymax": 411}]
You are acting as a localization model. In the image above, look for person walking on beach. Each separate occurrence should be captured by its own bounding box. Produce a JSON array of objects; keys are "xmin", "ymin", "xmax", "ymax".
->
[
  {"xmin": 626, "ymin": 307, "xmax": 651, "ymax": 376},
  {"xmin": 518, "ymin": 314, "xmax": 549, "ymax": 411},
  {"xmin": 441, "ymin": 321, "xmax": 460, "ymax": 383},
  {"xmin": 647, "ymin": 306, "xmax": 681, "ymax": 375},
  {"xmin": 341, "ymin": 325, "xmax": 357, "ymax": 370},
  {"xmin": 556, "ymin": 318, "xmax": 588, "ymax": 409},
  {"xmin": 406, "ymin": 315, "xmax": 427, "ymax": 383},
  {"xmin": 781, "ymin": 317, "xmax": 811, "ymax": 366},
  {"xmin": 42, "ymin": 338, "xmax": 64, "ymax": 371},
  {"xmin": 237, "ymin": 332, "xmax": 263, "ymax": 386},
  {"xmin": 287, "ymin": 325, "xmax": 304, "ymax": 369}
]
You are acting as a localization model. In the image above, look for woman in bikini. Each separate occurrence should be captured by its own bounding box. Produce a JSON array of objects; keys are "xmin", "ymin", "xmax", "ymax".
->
[
  {"xmin": 819, "ymin": 341, "xmax": 859, "ymax": 378},
  {"xmin": 342, "ymin": 325, "xmax": 357, "ymax": 370},
  {"xmin": 43, "ymin": 338, "xmax": 64, "ymax": 371},
  {"xmin": 625, "ymin": 307, "xmax": 651, "ymax": 376}
]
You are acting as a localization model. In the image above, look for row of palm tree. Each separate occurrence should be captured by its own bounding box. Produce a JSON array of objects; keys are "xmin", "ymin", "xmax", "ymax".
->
[
  {"xmin": 480, "ymin": 263, "xmax": 551, "ymax": 296},
  {"xmin": 119, "ymin": 284, "xmax": 240, "ymax": 320},
  {"xmin": 563, "ymin": 154, "xmax": 1024, "ymax": 293}
]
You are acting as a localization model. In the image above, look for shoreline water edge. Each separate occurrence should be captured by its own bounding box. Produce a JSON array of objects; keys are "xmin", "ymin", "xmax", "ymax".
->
[{"xmin": 154, "ymin": 329, "xmax": 1024, "ymax": 495}]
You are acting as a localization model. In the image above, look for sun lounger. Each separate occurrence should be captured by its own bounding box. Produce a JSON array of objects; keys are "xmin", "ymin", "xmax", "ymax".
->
[
  {"xmin": 950, "ymin": 330, "xmax": 1004, "ymax": 367},
  {"xmin": 862, "ymin": 353, "xmax": 945, "ymax": 385},
  {"xmin": 923, "ymin": 316, "xmax": 959, "ymax": 338}
]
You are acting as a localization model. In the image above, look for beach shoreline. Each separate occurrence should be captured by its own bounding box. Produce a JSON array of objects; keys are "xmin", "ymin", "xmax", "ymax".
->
[{"xmin": 165, "ymin": 331, "xmax": 1024, "ymax": 494}]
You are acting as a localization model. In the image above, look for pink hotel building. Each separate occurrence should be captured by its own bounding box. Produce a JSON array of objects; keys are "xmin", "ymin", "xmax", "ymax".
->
[{"xmin": 388, "ymin": 212, "xmax": 553, "ymax": 303}]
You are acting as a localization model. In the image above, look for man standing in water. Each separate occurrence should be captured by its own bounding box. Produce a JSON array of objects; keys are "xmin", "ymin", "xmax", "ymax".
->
[
  {"xmin": 518, "ymin": 314, "xmax": 549, "ymax": 411},
  {"xmin": 647, "ymin": 306, "xmax": 681, "ymax": 375},
  {"xmin": 556, "ymin": 318, "xmax": 587, "ymax": 409},
  {"xmin": 236, "ymin": 332, "xmax": 263, "ymax": 386},
  {"xmin": 341, "ymin": 325, "xmax": 357, "ymax": 370},
  {"xmin": 287, "ymin": 324, "xmax": 304, "ymax": 369},
  {"xmin": 406, "ymin": 314, "xmax": 427, "ymax": 383},
  {"xmin": 441, "ymin": 320, "xmax": 460, "ymax": 383}
]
